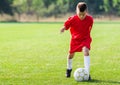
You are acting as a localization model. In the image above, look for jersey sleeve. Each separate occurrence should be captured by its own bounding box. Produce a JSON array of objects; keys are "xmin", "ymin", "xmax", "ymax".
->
[
  {"xmin": 64, "ymin": 16, "xmax": 74, "ymax": 30},
  {"xmin": 89, "ymin": 16, "xmax": 94, "ymax": 31}
]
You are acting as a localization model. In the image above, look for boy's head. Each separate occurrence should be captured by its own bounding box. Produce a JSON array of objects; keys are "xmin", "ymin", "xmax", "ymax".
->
[{"xmin": 76, "ymin": 2, "xmax": 87, "ymax": 20}]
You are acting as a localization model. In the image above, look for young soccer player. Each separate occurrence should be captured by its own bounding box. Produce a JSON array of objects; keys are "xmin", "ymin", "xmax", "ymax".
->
[{"xmin": 60, "ymin": 2, "xmax": 93, "ymax": 80}]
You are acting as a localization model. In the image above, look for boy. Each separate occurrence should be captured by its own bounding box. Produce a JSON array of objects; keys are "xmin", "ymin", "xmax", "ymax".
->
[{"xmin": 60, "ymin": 2, "xmax": 93, "ymax": 80}]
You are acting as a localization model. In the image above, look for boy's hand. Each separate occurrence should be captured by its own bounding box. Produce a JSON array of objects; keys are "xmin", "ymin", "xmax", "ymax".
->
[{"xmin": 60, "ymin": 27, "xmax": 65, "ymax": 34}]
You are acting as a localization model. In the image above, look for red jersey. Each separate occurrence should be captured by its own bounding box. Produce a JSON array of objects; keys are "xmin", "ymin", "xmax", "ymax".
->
[{"xmin": 64, "ymin": 14, "xmax": 93, "ymax": 53}]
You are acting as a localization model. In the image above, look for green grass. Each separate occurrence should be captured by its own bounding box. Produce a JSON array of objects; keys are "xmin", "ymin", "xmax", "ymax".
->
[{"xmin": 0, "ymin": 22, "xmax": 120, "ymax": 85}]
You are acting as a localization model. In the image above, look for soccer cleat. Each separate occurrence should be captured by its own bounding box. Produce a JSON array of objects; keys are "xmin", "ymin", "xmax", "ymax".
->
[
  {"xmin": 88, "ymin": 75, "xmax": 91, "ymax": 81},
  {"xmin": 66, "ymin": 69, "xmax": 72, "ymax": 78}
]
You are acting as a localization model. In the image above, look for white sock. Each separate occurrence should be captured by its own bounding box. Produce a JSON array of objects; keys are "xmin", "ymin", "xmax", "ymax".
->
[
  {"xmin": 84, "ymin": 56, "xmax": 90, "ymax": 74},
  {"xmin": 67, "ymin": 59, "xmax": 72, "ymax": 70}
]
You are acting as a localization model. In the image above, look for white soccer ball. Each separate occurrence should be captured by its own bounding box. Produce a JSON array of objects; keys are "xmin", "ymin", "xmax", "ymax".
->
[{"xmin": 73, "ymin": 68, "xmax": 89, "ymax": 82}]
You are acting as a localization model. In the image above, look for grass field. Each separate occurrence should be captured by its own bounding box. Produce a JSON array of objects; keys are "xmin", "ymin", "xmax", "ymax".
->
[{"xmin": 0, "ymin": 21, "xmax": 120, "ymax": 85}]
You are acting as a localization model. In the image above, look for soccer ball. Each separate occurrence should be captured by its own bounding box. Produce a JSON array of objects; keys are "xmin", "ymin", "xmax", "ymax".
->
[{"xmin": 73, "ymin": 68, "xmax": 89, "ymax": 82}]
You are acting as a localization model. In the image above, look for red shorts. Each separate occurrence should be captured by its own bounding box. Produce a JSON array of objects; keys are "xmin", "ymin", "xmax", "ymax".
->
[{"xmin": 69, "ymin": 38, "xmax": 92, "ymax": 53}]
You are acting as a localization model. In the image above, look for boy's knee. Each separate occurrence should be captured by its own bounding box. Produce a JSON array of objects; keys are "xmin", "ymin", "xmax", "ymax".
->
[
  {"xmin": 82, "ymin": 46, "xmax": 89, "ymax": 56},
  {"xmin": 68, "ymin": 53, "xmax": 74, "ymax": 59}
]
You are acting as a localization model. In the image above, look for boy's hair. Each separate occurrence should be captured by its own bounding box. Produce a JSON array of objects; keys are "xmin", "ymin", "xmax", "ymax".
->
[{"xmin": 77, "ymin": 2, "xmax": 87, "ymax": 12}]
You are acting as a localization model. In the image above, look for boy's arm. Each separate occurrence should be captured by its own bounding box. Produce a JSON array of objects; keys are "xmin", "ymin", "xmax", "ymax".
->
[
  {"xmin": 60, "ymin": 26, "xmax": 66, "ymax": 33},
  {"xmin": 60, "ymin": 16, "xmax": 74, "ymax": 34}
]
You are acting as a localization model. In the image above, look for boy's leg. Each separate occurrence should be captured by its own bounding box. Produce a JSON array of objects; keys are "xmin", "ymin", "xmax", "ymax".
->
[
  {"xmin": 66, "ymin": 53, "xmax": 74, "ymax": 78},
  {"xmin": 82, "ymin": 46, "xmax": 90, "ymax": 73},
  {"xmin": 82, "ymin": 46, "xmax": 91, "ymax": 80},
  {"xmin": 67, "ymin": 53, "xmax": 74, "ymax": 69}
]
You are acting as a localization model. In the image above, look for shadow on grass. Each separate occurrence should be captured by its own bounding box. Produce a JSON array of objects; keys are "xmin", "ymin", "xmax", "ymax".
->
[{"xmin": 88, "ymin": 79, "xmax": 120, "ymax": 84}]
